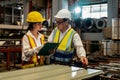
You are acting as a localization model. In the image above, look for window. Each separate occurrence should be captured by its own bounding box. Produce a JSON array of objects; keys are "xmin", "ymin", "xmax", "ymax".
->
[{"xmin": 82, "ymin": 3, "xmax": 107, "ymax": 18}]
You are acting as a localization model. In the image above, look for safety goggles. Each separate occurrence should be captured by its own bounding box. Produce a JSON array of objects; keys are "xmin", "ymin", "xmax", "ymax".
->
[{"xmin": 55, "ymin": 18, "xmax": 68, "ymax": 25}]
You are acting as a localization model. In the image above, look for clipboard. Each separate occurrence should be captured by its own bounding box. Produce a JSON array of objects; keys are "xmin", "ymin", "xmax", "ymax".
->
[{"xmin": 38, "ymin": 42, "xmax": 59, "ymax": 56}]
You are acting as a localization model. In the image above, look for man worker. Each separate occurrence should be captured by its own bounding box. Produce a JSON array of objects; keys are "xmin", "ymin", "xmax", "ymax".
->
[{"xmin": 48, "ymin": 9, "xmax": 88, "ymax": 65}]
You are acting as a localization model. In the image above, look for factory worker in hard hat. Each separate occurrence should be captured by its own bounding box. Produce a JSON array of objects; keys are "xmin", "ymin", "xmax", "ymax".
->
[
  {"xmin": 48, "ymin": 9, "xmax": 88, "ymax": 65},
  {"xmin": 22, "ymin": 11, "xmax": 46, "ymax": 68}
]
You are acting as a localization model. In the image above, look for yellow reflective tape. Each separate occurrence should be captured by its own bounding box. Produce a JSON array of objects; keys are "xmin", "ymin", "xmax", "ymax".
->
[
  {"xmin": 41, "ymin": 34, "xmax": 45, "ymax": 45},
  {"xmin": 27, "ymin": 35, "xmax": 37, "ymax": 63},
  {"xmin": 53, "ymin": 29, "xmax": 59, "ymax": 43}
]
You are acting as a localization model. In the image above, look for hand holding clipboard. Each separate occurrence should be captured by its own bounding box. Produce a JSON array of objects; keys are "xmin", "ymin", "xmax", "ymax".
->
[{"xmin": 37, "ymin": 42, "xmax": 59, "ymax": 56}]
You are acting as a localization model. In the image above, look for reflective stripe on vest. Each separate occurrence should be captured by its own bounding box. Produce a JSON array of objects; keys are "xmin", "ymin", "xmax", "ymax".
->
[
  {"xmin": 40, "ymin": 34, "xmax": 45, "ymax": 45},
  {"xmin": 53, "ymin": 28, "xmax": 76, "ymax": 52},
  {"xmin": 27, "ymin": 34, "xmax": 44, "ymax": 63}
]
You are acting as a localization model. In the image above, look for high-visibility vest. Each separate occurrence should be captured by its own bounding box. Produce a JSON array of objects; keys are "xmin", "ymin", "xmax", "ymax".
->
[
  {"xmin": 27, "ymin": 34, "xmax": 44, "ymax": 64},
  {"xmin": 53, "ymin": 28, "xmax": 76, "ymax": 62},
  {"xmin": 53, "ymin": 28, "xmax": 76, "ymax": 52}
]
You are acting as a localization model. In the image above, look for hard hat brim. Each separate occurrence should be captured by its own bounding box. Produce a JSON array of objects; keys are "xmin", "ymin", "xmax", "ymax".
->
[
  {"xmin": 26, "ymin": 18, "xmax": 46, "ymax": 23},
  {"xmin": 54, "ymin": 15, "xmax": 62, "ymax": 19}
]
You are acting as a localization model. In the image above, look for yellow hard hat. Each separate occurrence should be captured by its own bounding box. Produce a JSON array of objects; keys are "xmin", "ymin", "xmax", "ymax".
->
[{"xmin": 26, "ymin": 11, "xmax": 45, "ymax": 22}]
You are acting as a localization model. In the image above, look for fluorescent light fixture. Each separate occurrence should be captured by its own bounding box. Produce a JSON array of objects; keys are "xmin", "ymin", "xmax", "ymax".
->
[{"xmin": 75, "ymin": 6, "xmax": 81, "ymax": 14}]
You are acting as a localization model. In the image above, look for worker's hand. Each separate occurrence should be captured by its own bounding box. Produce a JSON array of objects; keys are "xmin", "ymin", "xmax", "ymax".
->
[
  {"xmin": 48, "ymin": 49, "xmax": 55, "ymax": 55},
  {"xmin": 34, "ymin": 45, "xmax": 43, "ymax": 53},
  {"xmin": 80, "ymin": 56, "xmax": 88, "ymax": 65}
]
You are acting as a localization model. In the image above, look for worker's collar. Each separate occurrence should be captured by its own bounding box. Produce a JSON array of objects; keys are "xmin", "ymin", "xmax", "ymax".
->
[
  {"xmin": 26, "ymin": 30, "xmax": 42, "ymax": 38},
  {"xmin": 58, "ymin": 25, "xmax": 71, "ymax": 33}
]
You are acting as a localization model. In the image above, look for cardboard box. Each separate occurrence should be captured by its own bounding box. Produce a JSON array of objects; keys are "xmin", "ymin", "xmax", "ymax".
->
[
  {"xmin": 112, "ymin": 27, "xmax": 120, "ymax": 40},
  {"xmin": 103, "ymin": 27, "xmax": 112, "ymax": 39},
  {"xmin": 111, "ymin": 42, "xmax": 120, "ymax": 54},
  {"xmin": 102, "ymin": 40, "xmax": 112, "ymax": 56},
  {"xmin": 112, "ymin": 18, "xmax": 120, "ymax": 40}
]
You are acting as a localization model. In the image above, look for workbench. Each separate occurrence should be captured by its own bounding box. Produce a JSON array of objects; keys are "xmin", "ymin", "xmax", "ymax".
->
[
  {"xmin": 0, "ymin": 64, "xmax": 103, "ymax": 80},
  {"xmin": 0, "ymin": 45, "xmax": 21, "ymax": 70}
]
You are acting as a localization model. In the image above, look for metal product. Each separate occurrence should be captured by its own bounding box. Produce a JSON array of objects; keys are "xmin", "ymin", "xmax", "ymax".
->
[
  {"xmin": 96, "ymin": 18, "xmax": 107, "ymax": 30},
  {"xmin": 81, "ymin": 33, "xmax": 104, "ymax": 40},
  {"xmin": 74, "ymin": 18, "xmax": 83, "ymax": 29},
  {"xmin": 0, "ymin": 64, "xmax": 103, "ymax": 80},
  {"xmin": 82, "ymin": 18, "xmax": 96, "ymax": 32}
]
